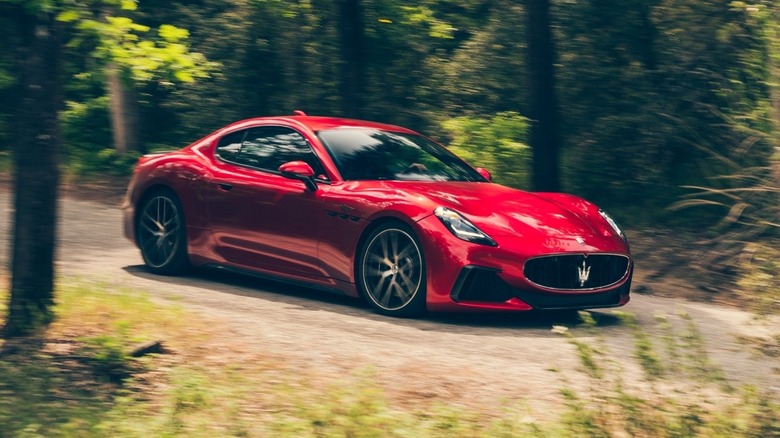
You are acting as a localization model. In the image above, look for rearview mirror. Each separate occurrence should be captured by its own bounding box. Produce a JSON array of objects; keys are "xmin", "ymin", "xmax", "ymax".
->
[
  {"xmin": 279, "ymin": 161, "xmax": 318, "ymax": 191},
  {"xmin": 475, "ymin": 167, "xmax": 492, "ymax": 182}
]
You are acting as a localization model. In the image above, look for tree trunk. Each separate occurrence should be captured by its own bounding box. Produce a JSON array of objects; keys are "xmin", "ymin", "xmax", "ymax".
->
[
  {"xmin": 106, "ymin": 64, "xmax": 139, "ymax": 154},
  {"xmin": 3, "ymin": 8, "xmax": 62, "ymax": 338},
  {"xmin": 526, "ymin": 0, "xmax": 561, "ymax": 192},
  {"xmin": 338, "ymin": 0, "xmax": 365, "ymax": 118}
]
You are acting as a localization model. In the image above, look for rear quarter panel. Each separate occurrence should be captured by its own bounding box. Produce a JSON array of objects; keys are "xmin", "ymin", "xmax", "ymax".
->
[{"xmin": 126, "ymin": 149, "xmax": 212, "ymax": 254}]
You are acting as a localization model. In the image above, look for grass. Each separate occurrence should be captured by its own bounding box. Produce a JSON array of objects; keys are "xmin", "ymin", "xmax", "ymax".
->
[
  {"xmin": 737, "ymin": 242, "xmax": 780, "ymax": 316},
  {"xmin": 554, "ymin": 311, "xmax": 779, "ymax": 437},
  {"xmin": 1, "ymin": 283, "xmax": 778, "ymax": 437},
  {"xmin": 615, "ymin": 311, "xmax": 664, "ymax": 379},
  {"xmin": 677, "ymin": 312, "xmax": 727, "ymax": 385}
]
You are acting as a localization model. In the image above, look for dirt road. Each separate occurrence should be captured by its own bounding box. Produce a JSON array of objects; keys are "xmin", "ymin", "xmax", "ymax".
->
[{"xmin": 1, "ymin": 190, "xmax": 777, "ymax": 416}]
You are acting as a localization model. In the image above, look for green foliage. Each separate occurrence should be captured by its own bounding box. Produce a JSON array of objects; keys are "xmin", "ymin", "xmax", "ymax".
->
[
  {"xmin": 64, "ymin": 7, "xmax": 218, "ymax": 85},
  {"xmin": 0, "ymin": 281, "xmax": 173, "ymax": 435},
  {"xmin": 402, "ymin": 5, "xmax": 456, "ymax": 39},
  {"xmin": 0, "ymin": 68, "xmax": 13, "ymax": 90},
  {"xmin": 48, "ymin": 0, "xmax": 217, "ymax": 174},
  {"xmin": 69, "ymin": 148, "xmax": 140, "ymax": 176},
  {"xmin": 737, "ymin": 242, "xmax": 780, "ymax": 315},
  {"xmin": 78, "ymin": 332, "xmax": 132, "ymax": 382},
  {"xmin": 2, "ymin": 281, "xmax": 780, "ymax": 436},
  {"xmin": 559, "ymin": 383, "xmax": 780, "ymax": 438},
  {"xmin": 552, "ymin": 311, "xmax": 779, "ymax": 437},
  {"xmin": 61, "ymin": 97, "xmax": 112, "ymax": 151},
  {"xmin": 2, "ymin": 0, "xmax": 779, "ymax": 204},
  {"xmin": 442, "ymin": 111, "xmax": 531, "ymax": 188},
  {"xmin": 556, "ymin": 0, "xmax": 774, "ymax": 213},
  {"xmin": 61, "ymin": 97, "xmax": 140, "ymax": 175},
  {"xmin": 435, "ymin": 3, "xmax": 526, "ymax": 117},
  {"xmin": 571, "ymin": 338, "xmax": 603, "ymax": 379},
  {"xmin": 271, "ymin": 370, "xmax": 403, "ymax": 436},
  {"xmin": 558, "ymin": 388, "xmax": 611, "ymax": 438},
  {"xmin": 617, "ymin": 311, "xmax": 665, "ymax": 378}
]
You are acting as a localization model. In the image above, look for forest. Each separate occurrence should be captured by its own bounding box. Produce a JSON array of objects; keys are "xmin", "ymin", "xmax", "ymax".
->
[
  {"xmin": 0, "ymin": 0, "xmax": 779, "ymax": 334},
  {"xmin": 1, "ymin": 0, "xmax": 778, "ymax": 211}
]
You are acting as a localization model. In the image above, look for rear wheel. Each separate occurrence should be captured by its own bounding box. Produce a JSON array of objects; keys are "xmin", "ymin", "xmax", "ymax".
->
[
  {"xmin": 136, "ymin": 190, "xmax": 189, "ymax": 275},
  {"xmin": 358, "ymin": 222, "xmax": 426, "ymax": 317}
]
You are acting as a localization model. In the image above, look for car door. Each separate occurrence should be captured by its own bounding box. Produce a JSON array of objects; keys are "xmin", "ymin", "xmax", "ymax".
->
[{"xmin": 203, "ymin": 125, "xmax": 329, "ymax": 281}]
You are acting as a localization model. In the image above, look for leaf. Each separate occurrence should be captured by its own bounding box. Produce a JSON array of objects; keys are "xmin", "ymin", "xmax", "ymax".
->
[
  {"xmin": 668, "ymin": 199, "xmax": 727, "ymax": 211},
  {"xmin": 159, "ymin": 24, "xmax": 189, "ymax": 42},
  {"xmin": 723, "ymin": 202, "xmax": 750, "ymax": 224},
  {"xmin": 56, "ymin": 10, "xmax": 80, "ymax": 23},
  {"xmin": 174, "ymin": 70, "xmax": 194, "ymax": 83},
  {"xmin": 130, "ymin": 22, "xmax": 150, "ymax": 33},
  {"xmin": 120, "ymin": 0, "xmax": 138, "ymax": 11}
]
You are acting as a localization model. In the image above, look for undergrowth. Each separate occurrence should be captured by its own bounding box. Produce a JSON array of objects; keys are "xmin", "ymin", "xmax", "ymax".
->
[
  {"xmin": 0, "ymin": 282, "xmax": 778, "ymax": 437},
  {"xmin": 553, "ymin": 311, "xmax": 778, "ymax": 438},
  {"xmin": 737, "ymin": 243, "xmax": 780, "ymax": 315},
  {"xmin": 670, "ymin": 154, "xmax": 779, "ymax": 314}
]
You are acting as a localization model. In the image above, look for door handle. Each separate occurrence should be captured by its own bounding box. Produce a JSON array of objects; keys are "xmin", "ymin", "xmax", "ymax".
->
[{"xmin": 217, "ymin": 183, "xmax": 233, "ymax": 191}]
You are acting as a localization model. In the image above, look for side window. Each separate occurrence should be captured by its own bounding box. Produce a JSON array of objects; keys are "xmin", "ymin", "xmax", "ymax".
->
[
  {"xmin": 215, "ymin": 126, "xmax": 327, "ymax": 179},
  {"xmin": 239, "ymin": 126, "xmax": 327, "ymax": 178},
  {"xmin": 215, "ymin": 130, "xmax": 245, "ymax": 163}
]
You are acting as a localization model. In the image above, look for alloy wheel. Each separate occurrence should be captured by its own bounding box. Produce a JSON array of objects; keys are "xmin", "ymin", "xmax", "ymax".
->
[
  {"xmin": 361, "ymin": 227, "xmax": 423, "ymax": 312},
  {"xmin": 138, "ymin": 195, "xmax": 182, "ymax": 269}
]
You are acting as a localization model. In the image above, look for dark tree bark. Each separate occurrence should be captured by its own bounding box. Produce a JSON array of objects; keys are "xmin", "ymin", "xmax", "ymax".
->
[
  {"xmin": 526, "ymin": 0, "xmax": 561, "ymax": 192},
  {"xmin": 3, "ymin": 7, "xmax": 62, "ymax": 338},
  {"xmin": 338, "ymin": 0, "xmax": 365, "ymax": 118}
]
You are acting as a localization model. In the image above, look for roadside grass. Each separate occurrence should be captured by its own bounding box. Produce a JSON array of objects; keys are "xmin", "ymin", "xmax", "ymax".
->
[
  {"xmin": 1, "ymin": 282, "xmax": 778, "ymax": 437},
  {"xmin": 555, "ymin": 311, "xmax": 779, "ymax": 438},
  {"xmin": 737, "ymin": 243, "xmax": 780, "ymax": 316}
]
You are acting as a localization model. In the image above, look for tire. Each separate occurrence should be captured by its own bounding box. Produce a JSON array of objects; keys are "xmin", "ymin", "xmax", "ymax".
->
[
  {"xmin": 136, "ymin": 189, "xmax": 190, "ymax": 275},
  {"xmin": 358, "ymin": 222, "xmax": 427, "ymax": 317}
]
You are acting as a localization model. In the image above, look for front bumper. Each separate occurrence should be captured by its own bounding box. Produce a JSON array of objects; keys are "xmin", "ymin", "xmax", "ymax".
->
[{"xmin": 415, "ymin": 215, "xmax": 633, "ymax": 312}]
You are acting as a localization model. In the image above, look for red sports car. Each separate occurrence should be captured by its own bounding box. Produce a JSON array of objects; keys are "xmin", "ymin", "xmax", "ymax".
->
[{"xmin": 123, "ymin": 113, "xmax": 632, "ymax": 316}]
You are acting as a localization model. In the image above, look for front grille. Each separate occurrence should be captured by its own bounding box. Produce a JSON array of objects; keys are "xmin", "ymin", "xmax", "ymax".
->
[
  {"xmin": 524, "ymin": 254, "xmax": 629, "ymax": 290},
  {"xmin": 449, "ymin": 265, "xmax": 631, "ymax": 309}
]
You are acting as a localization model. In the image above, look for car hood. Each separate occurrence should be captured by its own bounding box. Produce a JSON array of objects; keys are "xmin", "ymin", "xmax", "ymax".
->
[{"xmin": 383, "ymin": 181, "xmax": 622, "ymax": 250}]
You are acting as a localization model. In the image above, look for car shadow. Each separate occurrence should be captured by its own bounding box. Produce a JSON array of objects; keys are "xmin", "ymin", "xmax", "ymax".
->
[{"xmin": 122, "ymin": 265, "xmax": 624, "ymax": 336}]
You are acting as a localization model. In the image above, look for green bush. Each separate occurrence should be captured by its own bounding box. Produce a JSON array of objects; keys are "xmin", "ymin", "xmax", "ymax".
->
[
  {"xmin": 441, "ymin": 111, "xmax": 531, "ymax": 189},
  {"xmin": 66, "ymin": 147, "xmax": 139, "ymax": 176},
  {"xmin": 61, "ymin": 97, "xmax": 140, "ymax": 176}
]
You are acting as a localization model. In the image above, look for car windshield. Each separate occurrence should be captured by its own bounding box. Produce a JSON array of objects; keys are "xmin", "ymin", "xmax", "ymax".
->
[{"xmin": 317, "ymin": 129, "xmax": 485, "ymax": 182}]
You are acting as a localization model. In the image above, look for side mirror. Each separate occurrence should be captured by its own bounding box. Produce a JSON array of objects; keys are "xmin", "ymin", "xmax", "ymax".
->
[
  {"xmin": 279, "ymin": 161, "xmax": 318, "ymax": 191},
  {"xmin": 475, "ymin": 167, "xmax": 492, "ymax": 182}
]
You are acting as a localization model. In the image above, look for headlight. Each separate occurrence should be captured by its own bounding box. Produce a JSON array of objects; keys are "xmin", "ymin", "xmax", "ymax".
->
[
  {"xmin": 434, "ymin": 207, "xmax": 497, "ymax": 246},
  {"xmin": 599, "ymin": 209, "xmax": 626, "ymax": 240}
]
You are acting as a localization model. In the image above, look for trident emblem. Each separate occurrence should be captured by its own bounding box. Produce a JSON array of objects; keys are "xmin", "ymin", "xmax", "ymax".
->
[{"xmin": 577, "ymin": 260, "xmax": 591, "ymax": 287}]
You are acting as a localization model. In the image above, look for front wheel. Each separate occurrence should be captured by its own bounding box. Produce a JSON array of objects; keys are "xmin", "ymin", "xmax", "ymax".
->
[
  {"xmin": 358, "ymin": 222, "xmax": 427, "ymax": 317},
  {"xmin": 136, "ymin": 190, "xmax": 189, "ymax": 275}
]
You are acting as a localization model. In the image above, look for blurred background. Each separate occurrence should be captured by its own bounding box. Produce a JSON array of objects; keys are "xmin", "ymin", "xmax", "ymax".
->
[{"xmin": 0, "ymin": 0, "xmax": 778, "ymax": 303}]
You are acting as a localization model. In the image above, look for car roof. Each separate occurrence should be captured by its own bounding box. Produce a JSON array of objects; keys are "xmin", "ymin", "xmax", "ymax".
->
[{"xmin": 219, "ymin": 115, "xmax": 419, "ymax": 135}]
